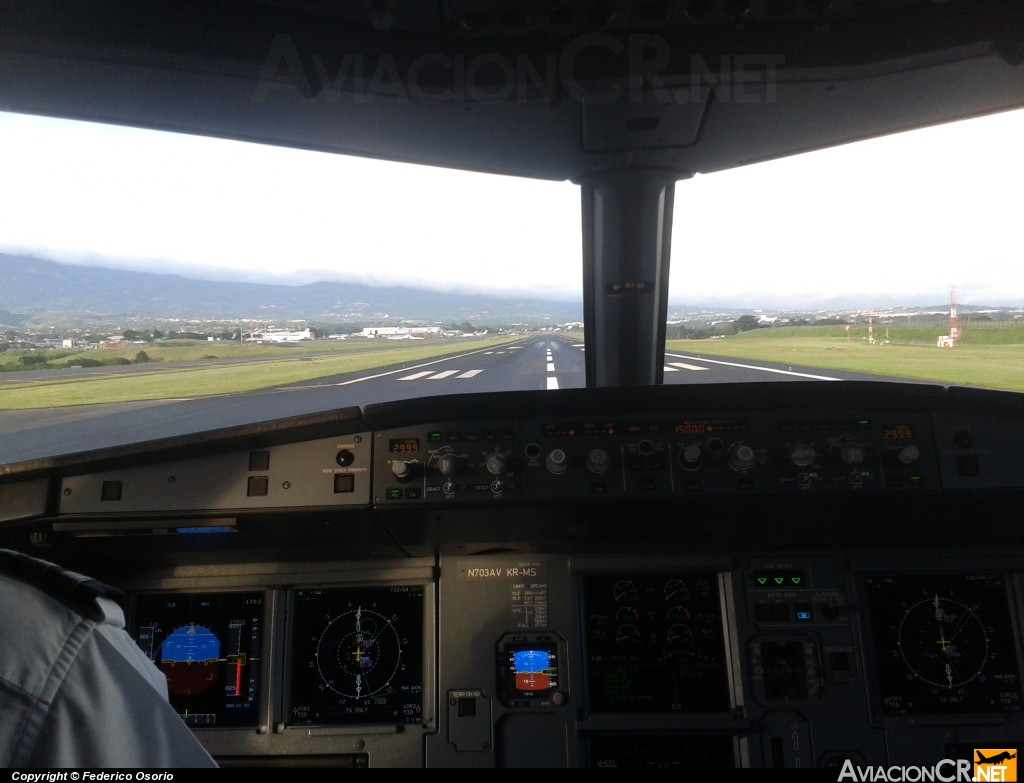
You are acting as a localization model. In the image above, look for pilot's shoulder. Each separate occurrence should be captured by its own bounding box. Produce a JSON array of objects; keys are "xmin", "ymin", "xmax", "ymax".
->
[
  {"xmin": 0, "ymin": 548, "xmax": 126, "ymax": 622},
  {"xmin": 0, "ymin": 549, "xmax": 128, "ymax": 696}
]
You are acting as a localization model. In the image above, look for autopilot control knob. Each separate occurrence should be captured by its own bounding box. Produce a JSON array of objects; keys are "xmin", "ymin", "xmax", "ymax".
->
[
  {"xmin": 391, "ymin": 461, "xmax": 414, "ymax": 483},
  {"xmin": 841, "ymin": 443, "xmax": 865, "ymax": 465},
  {"xmin": 586, "ymin": 448, "xmax": 610, "ymax": 474},
  {"xmin": 790, "ymin": 444, "xmax": 816, "ymax": 467},
  {"xmin": 437, "ymin": 454, "xmax": 461, "ymax": 476},
  {"xmin": 728, "ymin": 444, "xmax": 756, "ymax": 471},
  {"xmin": 898, "ymin": 445, "xmax": 920, "ymax": 465},
  {"xmin": 485, "ymin": 453, "xmax": 508, "ymax": 475},
  {"xmin": 679, "ymin": 444, "xmax": 702, "ymax": 470},
  {"xmin": 546, "ymin": 449, "xmax": 569, "ymax": 474}
]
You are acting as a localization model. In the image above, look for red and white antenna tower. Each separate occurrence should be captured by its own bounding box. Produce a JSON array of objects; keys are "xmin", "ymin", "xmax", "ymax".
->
[{"xmin": 949, "ymin": 287, "xmax": 959, "ymax": 345}]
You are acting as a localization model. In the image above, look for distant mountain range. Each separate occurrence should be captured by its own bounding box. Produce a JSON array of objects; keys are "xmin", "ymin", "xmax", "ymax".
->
[{"xmin": 0, "ymin": 253, "xmax": 582, "ymax": 324}]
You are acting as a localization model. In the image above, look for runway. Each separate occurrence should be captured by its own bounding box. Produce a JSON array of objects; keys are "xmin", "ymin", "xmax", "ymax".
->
[{"xmin": 0, "ymin": 335, "xmax": 905, "ymax": 467}]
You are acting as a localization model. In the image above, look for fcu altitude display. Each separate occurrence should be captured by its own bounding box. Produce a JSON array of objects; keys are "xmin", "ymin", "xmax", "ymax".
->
[
  {"xmin": 133, "ymin": 592, "xmax": 264, "ymax": 727},
  {"xmin": 290, "ymin": 586, "xmax": 424, "ymax": 725},
  {"xmin": 584, "ymin": 574, "xmax": 730, "ymax": 712},
  {"xmin": 865, "ymin": 574, "xmax": 1023, "ymax": 715}
]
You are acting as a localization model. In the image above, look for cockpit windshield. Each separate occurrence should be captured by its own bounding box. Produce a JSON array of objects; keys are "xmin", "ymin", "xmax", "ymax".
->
[{"xmin": 1, "ymin": 107, "xmax": 1022, "ymax": 462}]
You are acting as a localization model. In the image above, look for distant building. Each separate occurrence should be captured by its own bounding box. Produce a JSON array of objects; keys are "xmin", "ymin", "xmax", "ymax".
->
[
  {"xmin": 363, "ymin": 326, "xmax": 440, "ymax": 338},
  {"xmin": 245, "ymin": 328, "xmax": 315, "ymax": 343}
]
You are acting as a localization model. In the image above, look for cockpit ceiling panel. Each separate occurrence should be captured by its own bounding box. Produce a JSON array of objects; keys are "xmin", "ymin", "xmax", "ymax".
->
[{"xmin": 0, "ymin": 1, "xmax": 1022, "ymax": 179}]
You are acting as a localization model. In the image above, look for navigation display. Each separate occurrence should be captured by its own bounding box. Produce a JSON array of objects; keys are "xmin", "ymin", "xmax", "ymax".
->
[
  {"xmin": 864, "ymin": 574, "xmax": 1023, "ymax": 715},
  {"xmin": 133, "ymin": 592, "xmax": 264, "ymax": 728},
  {"xmin": 583, "ymin": 574, "xmax": 730, "ymax": 712},
  {"xmin": 289, "ymin": 586, "xmax": 424, "ymax": 725}
]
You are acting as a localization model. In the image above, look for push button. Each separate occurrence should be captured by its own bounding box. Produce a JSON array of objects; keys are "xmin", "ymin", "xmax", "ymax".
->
[
  {"xmin": 829, "ymin": 652, "xmax": 851, "ymax": 672},
  {"xmin": 333, "ymin": 474, "xmax": 355, "ymax": 493},
  {"xmin": 247, "ymin": 476, "xmax": 268, "ymax": 497},
  {"xmin": 101, "ymin": 481, "xmax": 123, "ymax": 501}
]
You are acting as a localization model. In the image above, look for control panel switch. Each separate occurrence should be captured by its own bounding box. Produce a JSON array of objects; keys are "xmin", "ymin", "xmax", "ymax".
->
[
  {"xmin": 790, "ymin": 444, "xmax": 816, "ymax": 467},
  {"xmin": 437, "ymin": 454, "xmax": 461, "ymax": 476},
  {"xmin": 485, "ymin": 453, "xmax": 509, "ymax": 475},
  {"xmin": 545, "ymin": 449, "xmax": 569, "ymax": 474}
]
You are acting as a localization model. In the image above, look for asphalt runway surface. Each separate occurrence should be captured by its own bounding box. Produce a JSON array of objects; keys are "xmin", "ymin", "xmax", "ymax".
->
[{"xmin": 0, "ymin": 335, "xmax": 905, "ymax": 466}]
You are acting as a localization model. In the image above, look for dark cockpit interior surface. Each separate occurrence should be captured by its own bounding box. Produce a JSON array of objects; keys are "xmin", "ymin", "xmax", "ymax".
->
[{"xmin": 2, "ymin": 0, "xmax": 1024, "ymax": 769}]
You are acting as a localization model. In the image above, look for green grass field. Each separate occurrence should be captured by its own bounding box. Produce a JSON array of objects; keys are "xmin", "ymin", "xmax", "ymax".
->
[
  {"xmin": 0, "ymin": 336, "xmax": 448, "ymax": 373},
  {"xmin": 668, "ymin": 324, "xmax": 1024, "ymax": 392},
  {"xmin": 0, "ymin": 336, "xmax": 521, "ymax": 410}
]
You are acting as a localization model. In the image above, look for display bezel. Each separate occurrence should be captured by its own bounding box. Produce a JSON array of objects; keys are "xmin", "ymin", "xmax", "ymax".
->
[
  {"xmin": 283, "ymin": 581, "xmax": 436, "ymax": 730},
  {"xmin": 857, "ymin": 571, "xmax": 1024, "ymax": 721},
  {"xmin": 128, "ymin": 588, "xmax": 273, "ymax": 733}
]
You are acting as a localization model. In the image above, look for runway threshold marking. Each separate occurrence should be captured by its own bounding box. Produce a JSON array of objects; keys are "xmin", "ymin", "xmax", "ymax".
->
[
  {"xmin": 665, "ymin": 353, "xmax": 841, "ymax": 381},
  {"xmin": 331, "ymin": 341, "xmax": 525, "ymax": 387},
  {"xmin": 663, "ymin": 366, "xmax": 679, "ymax": 372},
  {"xmin": 456, "ymin": 370, "xmax": 484, "ymax": 378},
  {"xmin": 429, "ymin": 370, "xmax": 459, "ymax": 380},
  {"xmin": 398, "ymin": 371, "xmax": 434, "ymax": 381},
  {"xmin": 670, "ymin": 362, "xmax": 709, "ymax": 371}
]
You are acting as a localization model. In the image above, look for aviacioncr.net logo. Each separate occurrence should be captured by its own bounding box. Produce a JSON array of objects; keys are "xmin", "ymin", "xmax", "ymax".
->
[
  {"xmin": 974, "ymin": 749, "xmax": 1017, "ymax": 782},
  {"xmin": 837, "ymin": 759, "xmax": 974, "ymax": 782}
]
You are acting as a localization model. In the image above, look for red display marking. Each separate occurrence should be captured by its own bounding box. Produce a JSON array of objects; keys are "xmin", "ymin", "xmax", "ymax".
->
[
  {"xmin": 515, "ymin": 672, "xmax": 550, "ymax": 691},
  {"xmin": 235, "ymin": 660, "xmax": 242, "ymax": 696}
]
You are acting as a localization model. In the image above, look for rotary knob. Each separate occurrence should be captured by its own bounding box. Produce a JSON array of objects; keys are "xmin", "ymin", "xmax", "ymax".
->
[
  {"xmin": 391, "ymin": 460, "xmax": 413, "ymax": 483},
  {"xmin": 546, "ymin": 449, "xmax": 569, "ymax": 474},
  {"xmin": 485, "ymin": 452, "xmax": 508, "ymax": 475},
  {"xmin": 790, "ymin": 444, "xmax": 816, "ymax": 467},
  {"xmin": 437, "ymin": 454, "xmax": 461, "ymax": 476},
  {"xmin": 585, "ymin": 448, "xmax": 610, "ymax": 474},
  {"xmin": 728, "ymin": 444, "xmax": 756, "ymax": 471},
  {"xmin": 841, "ymin": 443, "xmax": 865, "ymax": 465},
  {"xmin": 898, "ymin": 445, "xmax": 920, "ymax": 465},
  {"xmin": 679, "ymin": 443, "xmax": 702, "ymax": 470}
]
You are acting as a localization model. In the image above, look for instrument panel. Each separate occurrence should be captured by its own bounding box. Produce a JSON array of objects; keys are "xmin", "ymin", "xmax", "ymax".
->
[
  {"xmin": 6, "ymin": 384, "xmax": 1024, "ymax": 766},
  {"xmin": 119, "ymin": 556, "xmax": 1022, "ymax": 768}
]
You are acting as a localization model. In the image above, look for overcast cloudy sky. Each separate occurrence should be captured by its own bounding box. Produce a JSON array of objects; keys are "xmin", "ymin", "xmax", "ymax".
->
[{"xmin": 1, "ymin": 106, "xmax": 1022, "ymax": 309}]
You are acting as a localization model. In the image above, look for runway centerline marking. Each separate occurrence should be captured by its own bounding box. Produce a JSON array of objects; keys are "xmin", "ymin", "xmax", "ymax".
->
[
  {"xmin": 665, "ymin": 353, "xmax": 841, "ymax": 381},
  {"xmin": 670, "ymin": 362, "xmax": 709, "ymax": 371},
  {"xmin": 547, "ymin": 377, "xmax": 559, "ymax": 390},
  {"xmin": 456, "ymin": 370, "xmax": 484, "ymax": 378},
  {"xmin": 547, "ymin": 362, "xmax": 555, "ymax": 372}
]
